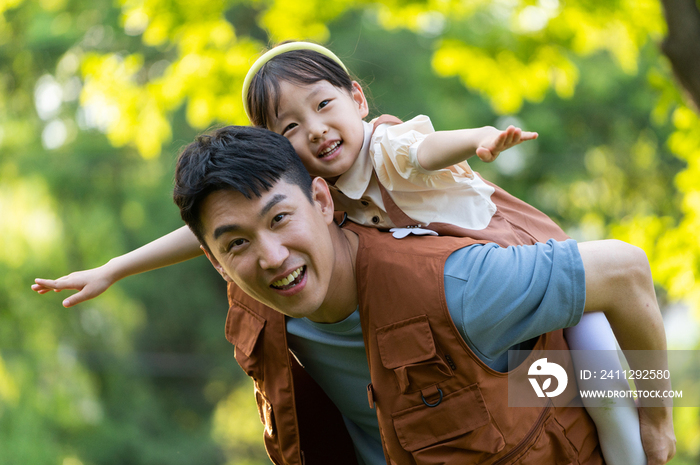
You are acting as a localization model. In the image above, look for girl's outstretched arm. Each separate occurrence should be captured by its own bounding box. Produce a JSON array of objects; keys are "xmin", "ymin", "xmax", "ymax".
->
[
  {"xmin": 416, "ymin": 125, "xmax": 537, "ymax": 171},
  {"xmin": 32, "ymin": 225, "xmax": 203, "ymax": 307}
]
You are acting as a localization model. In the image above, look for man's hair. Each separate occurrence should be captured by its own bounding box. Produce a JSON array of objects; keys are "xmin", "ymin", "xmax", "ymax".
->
[
  {"xmin": 173, "ymin": 125, "xmax": 313, "ymax": 250},
  {"xmin": 246, "ymin": 49, "xmax": 354, "ymax": 129}
]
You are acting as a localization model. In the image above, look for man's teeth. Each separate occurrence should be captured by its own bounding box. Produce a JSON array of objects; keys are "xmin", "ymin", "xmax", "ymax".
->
[
  {"xmin": 272, "ymin": 266, "xmax": 304, "ymax": 288},
  {"xmin": 319, "ymin": 141, "xmax": 340, "ymax": 157}
]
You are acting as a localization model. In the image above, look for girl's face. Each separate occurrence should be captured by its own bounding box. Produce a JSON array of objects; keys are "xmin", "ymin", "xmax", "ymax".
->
[{"xmin": 268, "ymin": 79, "xmax": 369, "ymax": 180}]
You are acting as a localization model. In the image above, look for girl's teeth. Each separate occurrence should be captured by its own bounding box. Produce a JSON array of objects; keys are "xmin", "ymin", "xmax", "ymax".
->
[{"xmin": 320, "ymin": 142, "xmax": 339, "ymax": 157}]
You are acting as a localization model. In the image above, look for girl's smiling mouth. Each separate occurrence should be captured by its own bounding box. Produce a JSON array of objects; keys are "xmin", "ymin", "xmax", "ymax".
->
[{"xmin": 317, "ymin": 140, "xmax": 342, "ymax": 159}]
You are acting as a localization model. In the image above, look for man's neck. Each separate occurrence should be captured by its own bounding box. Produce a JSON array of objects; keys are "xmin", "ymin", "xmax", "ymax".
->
[{"xmin": 307, "ymin": 225, "xmax": 359, "ymax": 324}]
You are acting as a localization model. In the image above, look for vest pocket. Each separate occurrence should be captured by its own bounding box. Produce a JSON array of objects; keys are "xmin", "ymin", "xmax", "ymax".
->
[
  {"xmin": 392, "ymin": 384, "xmax": 505, "ymax": 462},
  {"xmin": 494, "ymin": 416, "xmax": 578, "ymax": 465},
  {"xmin": 376, "ymin": 315, "xmax": 452, "ymax": 393},
  {"xmin": 226, "ymin": 304, "xmax": 266, "ymax": 380}
]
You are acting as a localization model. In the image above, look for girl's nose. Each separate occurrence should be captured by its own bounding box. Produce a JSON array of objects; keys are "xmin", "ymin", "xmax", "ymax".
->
[{"xmin": 308, "ymin": 120, "xmax": 328, "ymax": 141}]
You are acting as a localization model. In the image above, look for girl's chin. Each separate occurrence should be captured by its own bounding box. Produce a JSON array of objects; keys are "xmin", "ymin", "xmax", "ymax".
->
[{"xmin": 318, "ymin": 156, "xmax": 359, "ymax": 180}]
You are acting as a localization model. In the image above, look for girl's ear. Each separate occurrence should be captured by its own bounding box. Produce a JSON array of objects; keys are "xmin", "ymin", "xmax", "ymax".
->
[{"xmin": 350, "ymin": 81, "xmax": 369, "ymax": 118}]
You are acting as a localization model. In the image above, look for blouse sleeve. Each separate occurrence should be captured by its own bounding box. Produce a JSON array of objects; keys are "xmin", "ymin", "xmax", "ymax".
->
[{"xmin": 370, "ymin": 115, "xmax": 474, "ymax": 193}]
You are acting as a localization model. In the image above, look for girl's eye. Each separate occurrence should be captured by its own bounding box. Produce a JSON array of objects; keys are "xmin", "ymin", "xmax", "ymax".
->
[
  {"xmin": 282, "ymin": 123, "xmax": 297, "ymax": 135},
  {"xmin": 318, "ymin": 99, "xmax": 330, "ymax": 110}
]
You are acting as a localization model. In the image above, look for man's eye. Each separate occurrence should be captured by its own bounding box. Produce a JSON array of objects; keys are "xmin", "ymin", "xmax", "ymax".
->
[
  {"xmin": 227, "ymin": 238, "xmax": 247, "ymax": 251},
  {"xmin": 282, "ymin": 123, "xmax": 297, "ymax": 135},
  {"xmin": 272, "ymin": 213, "xmax": 287, "ymax": 225}
]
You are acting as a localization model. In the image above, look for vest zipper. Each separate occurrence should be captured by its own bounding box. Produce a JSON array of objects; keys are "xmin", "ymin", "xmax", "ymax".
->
[
  {"xmin": 491, "ymin": 402, "xmax": 551, "ymax": 465},
  {"xmin": 444, "ymin": 354, "xmax": 457, "ymax": 371}
]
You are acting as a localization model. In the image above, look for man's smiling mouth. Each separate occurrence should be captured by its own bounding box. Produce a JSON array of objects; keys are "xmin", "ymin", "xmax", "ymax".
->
[
  {"xmin": 271, "ymin": 266, "xmax": 306, "ymax": 290},
  {"xmin": 318, "ymin": 141, "xmax": 341, "ymax": 159}
]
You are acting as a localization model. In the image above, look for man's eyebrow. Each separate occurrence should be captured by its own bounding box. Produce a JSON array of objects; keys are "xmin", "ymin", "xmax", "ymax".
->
[
  {"xmin": 260, "ymin": 194, "xmax": 286, "ymax": 217},
  {"xmin": 211, "ymin": 194, "xmax": 287, "ymax": 241},
  {"xmin": 213, "ymin": 224, "xmax": 240, "ymax": 241}
]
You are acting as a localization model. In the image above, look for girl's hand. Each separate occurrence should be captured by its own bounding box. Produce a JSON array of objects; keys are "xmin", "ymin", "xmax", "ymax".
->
[
  {"xmin": 32, "ymin": 266, "xmax": 116, "ymax": 308},
  {"xmin": 475, "ymin": 125, "xmax": 538, "ymax": 163}
]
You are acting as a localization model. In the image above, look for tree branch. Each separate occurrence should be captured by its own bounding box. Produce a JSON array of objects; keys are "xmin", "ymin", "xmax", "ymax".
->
[{"xmin": 660, "ymin": 0, "xmax": 700, "ymax": 111}]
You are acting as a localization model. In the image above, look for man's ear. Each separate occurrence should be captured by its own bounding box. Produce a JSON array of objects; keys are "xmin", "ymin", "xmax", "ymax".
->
[
  {"xmin": 351, "ymin": 81, "xmax": 369, "ymax": 119},
  {"xmin": 311, "ymin": 177, "xmax": 335, "ymax": 225},
  {"xmin": 201, "ymin": 245, "xmax": 233, "ymax": 282}
]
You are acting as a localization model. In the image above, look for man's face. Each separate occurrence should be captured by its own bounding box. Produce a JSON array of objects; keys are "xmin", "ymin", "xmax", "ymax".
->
[{"xmin": 200, "ymin": 178, "xmax": 343, "ymax": 322}]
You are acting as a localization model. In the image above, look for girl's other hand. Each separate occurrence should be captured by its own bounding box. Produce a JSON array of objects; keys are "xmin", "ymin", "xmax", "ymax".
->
[
  {"xmin": 475, "ymin": 125, "xmax": 538, "ymax": 162},
  {"xmin": 32, "ymin": 266, "xmax": 116, "ymax": 308}
]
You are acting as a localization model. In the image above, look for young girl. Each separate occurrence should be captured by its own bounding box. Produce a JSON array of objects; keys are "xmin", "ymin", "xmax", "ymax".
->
[{"xmin": 34, "ymin": 42, "xmax": 647, "ymax": 464}]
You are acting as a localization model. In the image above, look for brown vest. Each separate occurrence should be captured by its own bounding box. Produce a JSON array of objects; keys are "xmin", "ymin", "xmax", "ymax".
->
[
  {"xmin": 224, "ymin": 222, "xmax": 603, "ymax": 465},
  {"xmin": 351, "ymin": 223, "xmax": 602, "ymax": 465}
]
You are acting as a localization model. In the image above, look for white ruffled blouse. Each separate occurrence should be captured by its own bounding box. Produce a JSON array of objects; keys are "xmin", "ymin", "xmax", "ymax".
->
[{"xmin": 329, "ymin": 115, "xmax": 497, "ymax": 231}]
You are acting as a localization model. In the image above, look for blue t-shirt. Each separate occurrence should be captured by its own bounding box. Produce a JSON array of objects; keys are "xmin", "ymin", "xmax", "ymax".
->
[{"xmin": 286, "ymin": 239, "xmax": 585, "ymax": 465}]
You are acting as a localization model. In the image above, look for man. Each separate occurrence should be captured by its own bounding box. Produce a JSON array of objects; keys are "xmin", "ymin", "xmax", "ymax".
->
[{"xmin": 173, "ymin": 125, "xmax": 675, "ymax": 465}]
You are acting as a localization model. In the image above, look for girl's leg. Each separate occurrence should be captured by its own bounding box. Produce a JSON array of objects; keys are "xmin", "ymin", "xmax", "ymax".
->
[{"xmin": 565, "ymin": 312, "xmax": 646, "ymax": 465}]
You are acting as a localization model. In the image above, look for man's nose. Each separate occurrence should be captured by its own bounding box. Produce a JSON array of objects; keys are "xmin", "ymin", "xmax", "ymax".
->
[{"xmin": 257, "ymin": 235, "xmax": 289, "ymax": 270}]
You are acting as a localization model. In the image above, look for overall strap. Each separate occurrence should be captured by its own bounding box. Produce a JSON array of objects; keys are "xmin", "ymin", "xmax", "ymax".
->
[
  {"xmin": 377, "ymin": 180, "xmax": 416, "ymax": 228},
  {"xmin": 372, "ymin": 114, "xmax": 403, "ymax": 132}
]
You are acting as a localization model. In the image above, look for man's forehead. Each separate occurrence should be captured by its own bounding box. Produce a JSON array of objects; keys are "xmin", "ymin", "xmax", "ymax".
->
[{"xmin": 201, "ymin": 180, "xmax": 307, "ymax": 232}]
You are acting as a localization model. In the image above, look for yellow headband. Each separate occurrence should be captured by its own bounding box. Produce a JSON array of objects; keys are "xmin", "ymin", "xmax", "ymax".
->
[{"xmin": 241, "ymin": 42, "xmax": 348, "ymax": 122}]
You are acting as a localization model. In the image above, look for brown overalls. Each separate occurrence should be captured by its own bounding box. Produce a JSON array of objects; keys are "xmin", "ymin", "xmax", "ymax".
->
[{"xmin": 370, "ymin": 115, "xmax": 570, "ymax": 246}]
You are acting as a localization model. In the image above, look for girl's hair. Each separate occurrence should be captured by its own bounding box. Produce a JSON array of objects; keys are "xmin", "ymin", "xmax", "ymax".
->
[{"xmin": 246, "ymin": 49, "xmax": 354, "ymax": 129}]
